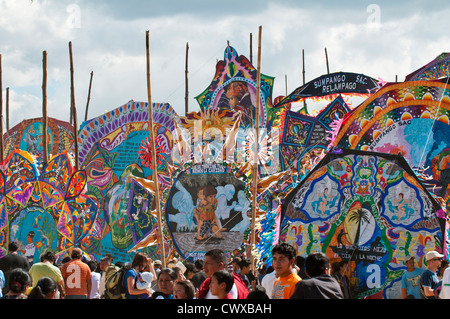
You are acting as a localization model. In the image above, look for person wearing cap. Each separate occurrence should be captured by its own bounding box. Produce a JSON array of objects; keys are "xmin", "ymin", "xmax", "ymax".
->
[
  {"xmin": 401, "ymin": 255, "xmax": 423, "ymax": 299},
  {"xmin": 439, "ymin": 260, "xmax": 450, "ymax": 299},
  {"xmin": 419, "ymin": 250, "xmax": 444, "ymax": 299}
]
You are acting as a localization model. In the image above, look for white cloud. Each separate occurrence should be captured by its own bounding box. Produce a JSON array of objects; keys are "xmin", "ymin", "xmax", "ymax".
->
[{"xmin": 1, "ymin": 0, "xmax": 449, "ymax": 129}]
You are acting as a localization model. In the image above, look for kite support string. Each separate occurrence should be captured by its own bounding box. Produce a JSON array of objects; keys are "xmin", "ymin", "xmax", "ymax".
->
[{"xmin": 417, "ymin": 68, "xmax": 450, "ymax": 170}]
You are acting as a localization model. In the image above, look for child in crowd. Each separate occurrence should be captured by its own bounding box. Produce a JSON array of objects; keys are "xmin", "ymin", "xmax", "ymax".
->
[
  {"xmin": 173, "ymin": 280, "xmax": 196, "ymax": 299},
  {"xmin": 210, "ymin": 270, "xmax": 234, "ymax": 299}
]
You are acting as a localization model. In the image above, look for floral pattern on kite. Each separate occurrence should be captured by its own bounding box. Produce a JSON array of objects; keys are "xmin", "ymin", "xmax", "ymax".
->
[
  {"xmin": 282, "ymin": 149, "xmax": 446, "ymax": 299},
  {"xmin": 0, "ymin": 150, "xmax": 98, "ymax": 264}
]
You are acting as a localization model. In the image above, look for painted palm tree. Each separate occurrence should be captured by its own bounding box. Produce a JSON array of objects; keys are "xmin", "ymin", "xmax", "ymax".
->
[{"xmin": 348, "ymin": 207, "xmax": 372, "ymax": 247}]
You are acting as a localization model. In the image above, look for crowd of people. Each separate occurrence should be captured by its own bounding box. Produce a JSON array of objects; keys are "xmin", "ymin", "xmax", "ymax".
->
[{"xmin": 0, "ymin": 240, "xmax": 448, "ymax": 299}]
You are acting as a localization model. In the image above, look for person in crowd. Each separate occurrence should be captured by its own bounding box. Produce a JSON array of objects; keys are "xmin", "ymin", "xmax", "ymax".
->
[
  {"xmin": 98, "ymin": 256, "xmax": 113, "ymax": 297},
  {"xmin": 135, "ymin": 261, "xmax": 156, "ymax": 299},
  {"xmin": 27, "ymin": 277, "xmax": 57, "ymax": 299},
  {"xmin": 331, "ymin": 260, "xmax": 352, "ymax": 299},
  {"xmin": 296, "ymin": 256, "xmax": 307, "ymax": 280},
  {"xmin": 151, "ymin": 259, "xmax": 162, "ymax": 291},
  {"xmin": 172, "ymin": 266, "xmax": 186, "ymax": 282},
  {"xmin": 210, "ymin": 270, "xmax": 235, "ymax": 299},
  {"xmin": 438, "ymin": 259, "xmax": 449, "ymax": 280},
  {"xmin": 261, "ymin": 265, "xmax": 276, "ymax": 299},
  {"xmin": 87, "ymin": 260, "xmax": 101, "ymax": 299},
  {"xmin": 0, "ymin": 269, "xmax": 4, "ymax": 298},
  {"xmin": 400, "ymin": 255, "xmax": 423, "ymax": 299},
  {"xmin": 231, "ymin": 257, "xmax": 242, "ymax": 274},
  {"xmin": 290, "ymin": 252, "xmax": 343, "ymax": 299},
  {"xmin": 173, "ymin": 279, "xmax": 196, "ymax": 299},
  {"xmin": 0, "ymin": 241, "xmax": 30, "ymax": 295},
  {"xmin": 190, "ymin": 259, "xmax": 207, "ymax": 290},
  {"xmin": 151, "ymin": 268, "xmax": 177, "ymax": 299},
  {"xmin": 3, "ymin": 268, "xmax": 31, "ymax": 299},
  {"xmin": 271, "ymin": 243, "xmax": 301, "ymax": 299},
  {"xmin": 439, "ymin": 261, "xmax": 450, "ymax": 299},
  {"xmin": 247, "ymin": 285, "xmax": 269, "ymax": 299},
  {"xmin": 124, "ymin": 252, "xmax": 153, "ymax": 299},
  {"xmin": 198, "ymin": 249, "xmax": 248, "ymax": 299},
  {"xmin": 60, "ymin": 248, "xmax": 92, "ymax": 299},
  {"xmin": 420, "ymin": 250, "xmax": 444, "ymax": 299},
  {"xmin": 29, "ymin": 250, "xmax": 65, "ymax": 298},
  {"xmin": 238, "ymin": 258, "xmax": 257, "ymax": 288}
]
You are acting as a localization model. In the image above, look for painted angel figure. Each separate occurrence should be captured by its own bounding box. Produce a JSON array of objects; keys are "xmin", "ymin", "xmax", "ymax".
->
[{"xmin": 170, "ymin": 181, "xmax": 196, "ymax": 232}]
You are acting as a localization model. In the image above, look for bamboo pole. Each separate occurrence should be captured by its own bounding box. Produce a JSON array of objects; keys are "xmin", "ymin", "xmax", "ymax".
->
[
  {"xmin": 302, "ymin": 49, "xmax": 307, "ymax": 109},
  {"xmin": 6, "ymin": 87, "xmax": 9, "ymax": 131},
  {"xmin": 146, "ymin": 31, "xmax": 166, "ymax": 268},
  {"xmin": 69, "ymin": 41, "xmax": 79, "ymax": 170},
  {"xmin": 325, "ymin": 47, "xmax": 330, "ymax": 74},
  {"xmin": 250, "ymin": 33, "xmax": 253, "ymax": 64},
  {"xmin": 0, "ymin": 54, "xmax": 3, "ymax": 163},
  {"xmin": 185, "ymin": 42, "xmax": 189, "ymax": 116},
  {"xmin": 250, "ymin": 26, "xmax": 262, "ymax": 271},
  {"xmin": 42, "ymin": 51, "xmax": 48, "ymax": 164},
  {"xmin": 85, "ymin": 71, "xmax": 93, "ymax": 121},
  {"xmin": 285, "ymin": 74, "xmax": 288, "ymax": 96},
  {"xmin": 302, "ymin": 49, "xmax": 306, "ymax": 85}
]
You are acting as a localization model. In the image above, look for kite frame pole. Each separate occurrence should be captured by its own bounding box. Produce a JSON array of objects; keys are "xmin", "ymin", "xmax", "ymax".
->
[
  {"xmin": 250, "ymin": 26, "xmax": 262, "ymax": 271},
  {"xmin": 69, "ymin": 42, "xmax": 79, "ymax": 170},
  {"xmin": 146, "ymin": 31, "xmax": 166, "ymax": 268},
  {"xmin": 42, "ymin": 51, "xmax": 48, "ymax": 164}
]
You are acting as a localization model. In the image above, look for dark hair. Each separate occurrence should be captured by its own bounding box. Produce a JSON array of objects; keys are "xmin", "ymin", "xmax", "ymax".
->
[
  {"xmin": 8, "ymin": 241, "xmax": 20, "ymax": 252},
  {"xmin": 28, "ymin": 277, "xmax": 57, "ymax": 299},
  {"xmin": 40, "ymin": 251, "xmax": 56, "ymax": 263},
  {"xmin": 158, "ymin": 268, "xmax": 178, "ymax": 281},
  {"xmin": 194, "ymin": 259, "xmax": 204, "ymax": 270},
  {"xmin": 205, "ymin": 249, "xmax": 228, "ymax": 266},
  {"xmin": 247, "ymin": 285, "xmax": 269, "ymax": 299},
  {"xmin": 296, "ymin": 256, "xmax": 305, "ymax": 268},
  {"xmin": 239, "ymin": 258, "xmax": 251, "ymax": 269},
  {"xmin": 212, "ymin": 270, "xmax": 234, "ymax": 293},
  {"xmin": 184, "ymin": 262, "xmax": 196, "ymax": 275},
  {"xmin": 271, "ymin": 243, "xmax": 296, "ymax": 260},
  {"xmin": 8, "ymin": 268, "xmax": 30, "ymax": 294},
  {"xmin": 175, "ymin": 280, "xmax": 195, "ymax": 299},
  {"xmin": 87, "ymin": 260, "xmax": 98, "ymax": 272},
  {"xmin": 200, "ymin": 185, "xmax": 217, "ymax": 197},
  {"xmin": 131, "ymin": 252, "xmax": 148, "ymax": 270},
  {"xmin": 305, "ymin": 252, "xmax": 330, "ymax": 278}
]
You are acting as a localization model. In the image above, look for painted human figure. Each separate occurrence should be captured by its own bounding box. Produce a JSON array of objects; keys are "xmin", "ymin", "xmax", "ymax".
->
[
  {"xmin": 388, "ymin": 193, "xmax": 413, "ymax": 220},
  {"xmin": 194, "ymin": 186, "xmax": 222, "ymax": 241},
  {"xmin": 225, "ymin": 82, "xmax": 255, "ymax": 126},
  {"xmin": 312, "ymin": 187, "xmax": 336, "ymax": 216}
]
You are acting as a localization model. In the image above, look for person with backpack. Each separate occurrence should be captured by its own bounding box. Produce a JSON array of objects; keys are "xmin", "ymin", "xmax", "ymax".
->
[{"xmin": 124, "ymin": 252, "xmax": 153, "ymax": 299}]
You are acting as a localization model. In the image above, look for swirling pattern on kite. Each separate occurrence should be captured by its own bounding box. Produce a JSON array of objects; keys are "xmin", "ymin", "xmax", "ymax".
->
[{"xmin": 333, "ymin": 80, "xmax": 450, "ymax": 201}]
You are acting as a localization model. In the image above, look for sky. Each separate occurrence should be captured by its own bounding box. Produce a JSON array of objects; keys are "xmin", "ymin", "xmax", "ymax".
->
[{"xmin": 0, "ymin": 0, "xmax": 449, "ymax": 129}]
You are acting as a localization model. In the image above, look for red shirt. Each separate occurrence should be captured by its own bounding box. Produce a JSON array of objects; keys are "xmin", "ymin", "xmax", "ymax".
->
[{"xmin": 61, "ymin": 258, "xmax": 92, "ymax": 296}]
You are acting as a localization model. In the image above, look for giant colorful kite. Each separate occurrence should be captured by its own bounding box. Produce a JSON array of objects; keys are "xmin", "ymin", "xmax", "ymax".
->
[
  {"xmin": 76, "ymin": 101, "xmax": 177, "ymax": 262},
  {"xmin": 0, "ymin": 150, "xmax": 98, "ymax": 263},
  {"xmin": 274, "ymin": 71, "xmax": 380, "ymax": 107},
  {"xmin": 281, "ymin": 148, "xmax": 446, "ymax": 299},
  {"xmin": 4, "ymin": 117, "xmax": 75, "ymax": 161},
  {"xmin": 195, "ymin": 45, "xmax": 279, "ymax": 131},
  {"xmin": 280, "ymin": 95, "xmax": 351, "ymax": 178},
  {"xmin": 333, "ymin": 80, "xmax": 450, "ymax": 214}
]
